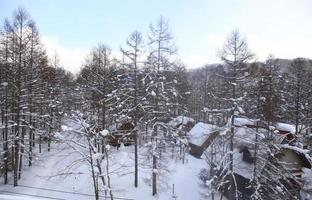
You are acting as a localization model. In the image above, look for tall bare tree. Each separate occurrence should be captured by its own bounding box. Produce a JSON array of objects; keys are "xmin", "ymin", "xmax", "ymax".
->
[
  {"xmin": 146, "ymin": 16, "xmax": 176, "ymax": 196},
  {"xmin": 120, "ymin": 30, "xmax": 144, "ymax": 188},
  {"xmin": 219, "ymin": 29, "xmax": 254, "ymax": 200}
]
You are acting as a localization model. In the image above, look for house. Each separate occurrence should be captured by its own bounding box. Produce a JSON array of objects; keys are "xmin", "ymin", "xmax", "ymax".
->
[
  {"xmin": 233, "ymin": 117, "xmax": 256, "ymax": 128},
  {"xmin": 258, "ymin": 146, "xmax": 312, "ymax": 200},
  {"xmin": 187, "ymin": 122, "xmax": 220, "ymax": 158},
  {"xmin": 233, "ymin": 117, "xmax": 299, "ymax": 144},
  {"xmin": 274, "ymin": 122, "xmax": 298, "ymax": 144},
  {"xmin": 211, "ymin": 168, "xmax": 254, "ymax": 200},
  {"xmin": 277, "ymin": 145, "xmax": 312, "ymax": 181},
  {"xmin": 108, "ymin": 117, "xmax": 135, "ymax": 147},
  {"xmin": 233, "ymin": 117, "xmax": 272, "ymax": 130},
  {"xmin": 208, "ymin": 118, "xmax": 312, "ymax": 200}
]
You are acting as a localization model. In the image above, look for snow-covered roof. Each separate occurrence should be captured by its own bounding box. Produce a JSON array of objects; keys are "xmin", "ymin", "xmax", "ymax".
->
[
  {"xmin": 276, "ymin": 123, "xmax": 296, "ymax": 134},
  {"xmin": 210, "ymin": 116, "xmax": 311, "ymax": 182},
  {"xmin": 232, "ymin": 126, "xmax": 312, "ymax": 180},
  {"xmin": 188, "ymin": 122, "xmax": 218, "ymax": 146},
  {"xmin": 168, "ymin": 116, "xmax": 195, "ymax": 128},
  {"xmin": 234, "ymin": 127, "xmax": 254, "ymax": 147},
  {"xmin": 233, "ymin": 127, "xmax": 269, "ymax": 179},
  {"xmin": 234, "ymin": 117, "xmax": 255, "ymax": 127},
  {"xmin": 233, "ymin": 146, "xmax": 269, "ymax": 180}
]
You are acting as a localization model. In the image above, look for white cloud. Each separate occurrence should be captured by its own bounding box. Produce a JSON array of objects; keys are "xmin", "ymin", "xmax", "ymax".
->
[
  {"xmin": 248, "ymin": 34, "xmax": 312, "ymax": 61},
  {"xmin": 41, "ymin": 36, "xmax": 89, "ymax": 74},
  {"xmin": 41, "ymin": 36, "xmax": 127, "ymax": 74},
  {"xmin": 182, "ymin": 33, "xmax": 225, "ymax": 68},
  {"xmin": 203, "ymin": 33, "xmax": 225, "ymax": 48},
  {"xmin": 41, "ymin": 31, "xmax": 312, "ymax": 74},
  {"xmin": 183, "ymin": 32, "xmax": 312, "ymax": 69},
  {"xmin": 183, "ymin": 54, "xmax": 207, "ymax": 68}
]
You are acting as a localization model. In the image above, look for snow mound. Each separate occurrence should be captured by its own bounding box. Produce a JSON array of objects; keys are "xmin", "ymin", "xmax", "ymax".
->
[{"xmin": 100, "ymin": 129, "xmax": 109, "ymax": 137}]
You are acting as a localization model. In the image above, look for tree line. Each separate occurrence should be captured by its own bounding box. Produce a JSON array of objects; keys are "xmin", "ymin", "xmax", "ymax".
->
[
  {"xmin": 0, "ymin": 7, "xmax": 74, "ymax": 186},
  {"xmin": 74, "ymin": 16, "xmax": 190, "ymax": 198},
  {"xmin": 1, "ymin": 6, "xmax": 312, "ymax": 200},
  {"xmin": 188, "ymin": 30, "xmax": 312, "ymax": 136},
  {"xmin": 192, "ymin": 30, "xmax": 312, "ymax": 200}
]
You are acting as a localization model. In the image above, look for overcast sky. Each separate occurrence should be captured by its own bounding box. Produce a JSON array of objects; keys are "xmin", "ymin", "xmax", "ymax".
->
[{"xmin": 1, "ymin": 0, "xmax": 311, "ymax": 73}]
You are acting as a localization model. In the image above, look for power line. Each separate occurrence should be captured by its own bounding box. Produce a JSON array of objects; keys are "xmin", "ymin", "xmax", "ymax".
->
[
  {"xmin": 0, "ymin": 190, "xmax": 66, "ymax": 200},
  {"xmin": 7, "ymin": 184, "xmax": 96, "ymax": 197},
  {"xmin": 6, "ymin": 184, "xmax": 135, "ymax": 200}
]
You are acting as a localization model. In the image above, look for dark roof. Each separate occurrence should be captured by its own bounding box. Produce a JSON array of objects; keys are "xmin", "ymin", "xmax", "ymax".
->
[
  {"xmin": 295, "ymin": 151, "xmax": 312, "ymax": 169},
  {"xmin": 280, "ymin": 145, "xmax": 312, "ymax": 169}
]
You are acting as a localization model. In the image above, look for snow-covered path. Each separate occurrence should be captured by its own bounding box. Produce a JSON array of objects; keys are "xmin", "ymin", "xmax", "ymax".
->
[
  {"xmin": 157, "ymin": 156, "xmax": 207, "ymax": 200},
  {"xmin": 0, "ymin": 118, "xmax": 208, "ymax": 200}
]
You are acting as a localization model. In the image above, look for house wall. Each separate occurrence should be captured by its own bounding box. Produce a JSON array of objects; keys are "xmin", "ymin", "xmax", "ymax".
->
[{"xmin": 189, "ymin": 143, "xmax": 203, "ymax": 158}]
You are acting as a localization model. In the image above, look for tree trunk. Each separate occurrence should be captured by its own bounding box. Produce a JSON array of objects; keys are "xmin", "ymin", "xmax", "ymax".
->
[
  {"xmin": 89, "ymin": 143, "xmax": 99, "ymax": 200},
  {"xmin": 134, "ymin": 131, "xmax": 138, "ymax": 187},
  {"xmin": 18, "ymin": 112, "xmax": 26, "ymax": 179},
  {"xmin": 3, "ymin": 80, "xmax": 9, "ymax": 184},
  {"xmin": 39, "ymin": 135, "xmax": 42, "ymax": 153},
  {"xmin": 104, "ymin": 148, "xmax": 113, "ymax": 200},
  {"xmin": 152, "ymin": 154, "xmax": 157, "ymax": 196}
]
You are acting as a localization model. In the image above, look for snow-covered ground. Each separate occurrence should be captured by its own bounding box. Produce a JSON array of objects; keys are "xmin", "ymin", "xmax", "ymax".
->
[{"xmin": 0, "ymin": 118, "xmax": 208, "ymax": 200}]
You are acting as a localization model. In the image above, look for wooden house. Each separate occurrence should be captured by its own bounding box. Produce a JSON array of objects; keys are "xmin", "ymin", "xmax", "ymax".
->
[
  {"xmin": 187, "ymin": 122, "xmax": 220, "ymax": 158},
  {"xmin": 108, "ymin": 121, "xmax": 135, "ymax": 147},
  {"xmin": 276, "ymin": 145, "xmax": 311, "ymax": 184},
  {"xmin": 216, "ymin": 120, "xmax": 312, "ymax": 200}
]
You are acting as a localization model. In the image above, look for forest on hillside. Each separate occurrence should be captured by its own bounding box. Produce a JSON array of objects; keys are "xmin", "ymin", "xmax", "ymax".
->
[{"xmin": 1, "ymin": 7, "xmax": 312, "ymax": 200}]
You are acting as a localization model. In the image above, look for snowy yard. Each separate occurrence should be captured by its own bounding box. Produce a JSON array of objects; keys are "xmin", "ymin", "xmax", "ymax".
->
[
  {"xmin": 0, "ymin": 118, "xmax": 208, "ymax": 200},
  {"xmin": 1, "ymin": 4, "xmax": 312, "ymax": 199}
]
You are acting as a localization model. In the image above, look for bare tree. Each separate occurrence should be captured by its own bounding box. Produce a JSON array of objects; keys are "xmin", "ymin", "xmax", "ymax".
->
[
  {"xmin": 219, "ymin": 29, "xmax": 254, "ymax": 200},
  {"xmin": 0, "ymin": 7, "xmax": 64, "ymax": 186},
  {"xmin": 120, "ymin": 30, "xmax": 144, "ymax": 188},
  {"xmin": 64, "ymin": 113, "xmax": 114, "ymax": 200},
  {"xmin": 146, "ymin": 16, "xmax": 177, "ymax": 196}
]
